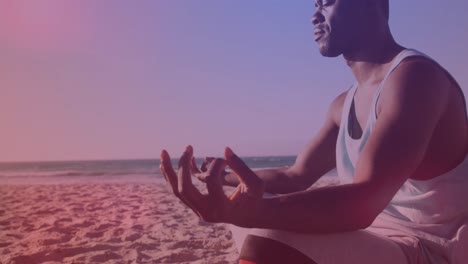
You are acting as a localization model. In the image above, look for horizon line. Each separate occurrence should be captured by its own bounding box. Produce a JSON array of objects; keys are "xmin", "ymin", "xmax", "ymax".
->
[{"xmin": 0, "ymin": 154, "xmax": 299, "ymax": 164}]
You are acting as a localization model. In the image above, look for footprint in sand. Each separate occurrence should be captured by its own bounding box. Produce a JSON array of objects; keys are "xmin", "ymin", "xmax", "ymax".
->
[
  {"xmin": 71, "ymin": 220, "xmax": 94, "ymax": 229},
  {"xmin": 40, "ymin": 235, "xmax": 73, "ymax": 246},
  {"xmin": 106, "ymin": 237, "xmax": 123, "ymax": 243},
  {"xmin": 0, "ymin": 242, "xmax": 12, "ymax": 248},
  {"xmin": 54, "ymin": 218, "xmax": 73, "ymax": 226},
  {"xmin": 0, "ymin": 220, "xmax": 10, "ymax": 226},
  {"xmin": 23, "ymin": 224, "xmax": 36, "ymax": 232},
  {"xmin": 131, "ymin": 224, "xmax": 144, "ymax": 231},
  {"xmin": 124, "ymin": 233, "xmax": 142, "ymax": 242},
  {"xmin": 155, "ymin": 251, "xmax": 200, "ymax": 263},
  {"xmin": 72, "ymin": 207, "xmax": 85, "ymax": 213},
  {"xmin": 130, "ymin": 205, "xmax": 140, "ymax": 210},
  {"xmin": 129, "ymin": 241, "xmax": 161, "ymax": 251},
  {"xmin": 86, "ymin": 205, "xmax": 104, "ymax": 212},
  {"xmin": 95, "ymin": 223, "xmax": 114, "ymax": 231},
  {"xmin": 172, "ymin": 214, "xmax": 184, "ymax": 220},
  {"xmin": 130, "ymin": 214, "xmax": 142, "ymax": 220},
  {"xmin": 90, "ymin": 250, "xmax": 122, "ymax": 262},
  {"xmin": 36, "ymin": 208, "xmax": 65, "ymax": 215},
  {"xmin": 168, "ymin": 240, "xmax": 205, "ymax": 250},
  {"xmin": 6, "ymin": 233, "xmax": 23, "ymax": 240},
  {"xmin": 84, "ymin": 231, "xmax": 105, "ymax": 239},
  {"xmin": 39, "ymin": 223, "xmax": 51, "ymax": 228},
  {"xmin": 112, "ymin": 228, "xmax": 125, "ymax": 237}
]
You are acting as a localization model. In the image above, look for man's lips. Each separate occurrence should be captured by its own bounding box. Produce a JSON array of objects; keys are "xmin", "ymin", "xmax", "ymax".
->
[{"xmin": 314, "ymin": 29, "xmax": 325, "ymax": 41}]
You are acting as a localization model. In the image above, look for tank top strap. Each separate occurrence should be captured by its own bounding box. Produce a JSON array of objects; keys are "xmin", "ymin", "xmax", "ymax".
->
[
  {"xmin": 340, "ymin": 83, "xmax": 358, "ymax": 129},
  {"xmin": 370, "ymin": 49, "xmax": 433, "ymax": 122}
]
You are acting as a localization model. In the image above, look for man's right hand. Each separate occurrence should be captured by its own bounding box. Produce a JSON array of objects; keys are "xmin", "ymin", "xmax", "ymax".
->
[{"xmin": 191, "ymin": 156, "xmax": 227, "ymax": 183}]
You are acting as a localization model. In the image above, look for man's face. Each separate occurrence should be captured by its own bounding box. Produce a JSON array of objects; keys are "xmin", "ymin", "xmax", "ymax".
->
[{"xmin": 311, "ymin": 0, "xmax": 367, "ymax": 57}]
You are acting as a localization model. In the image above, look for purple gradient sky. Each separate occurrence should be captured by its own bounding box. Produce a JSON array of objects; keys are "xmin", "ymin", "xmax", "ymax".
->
[{"xmin": 1, "ymin": 1, "xmax": 467, "ymax": 162}]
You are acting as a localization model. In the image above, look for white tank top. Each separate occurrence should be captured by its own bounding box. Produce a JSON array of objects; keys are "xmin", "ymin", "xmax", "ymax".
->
[{"xmin": 336, "ymin": 49, "xmax": 468, "ymax": 264}]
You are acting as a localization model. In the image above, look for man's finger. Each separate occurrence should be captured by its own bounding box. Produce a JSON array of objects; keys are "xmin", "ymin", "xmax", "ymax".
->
[
  {"xmin": 160, "ymin": 150, "xmax": 187, "ymax": 197},
  {"xmin": 200, "ymin": 157, "xmax": 215, "ymax": 172},
  {"xmin": 178, "ymin": 145, "xmax": 194, "ymax": 186},
  {"xmin": 159, "ymin": 164, "xmax": 168, "ymax": 182},
  {"xmin": 160, "ymin": 150, "xmax": 202, "ymax": 216},
  {"xmin": 191, "ymin": 156, "xmax": 202, "ymax": 174},
  {"xmin": 200, "ymin": 160, "xmax": 209, "ymax": 172},
  {"xmin": 229, "ymin": 187, "xmax": 241, "ymax": 201},
  {"xmin": 205, "ymin": 158, "xmax": 228, "ymax": 201},
  {"xmin": 224, "ymin": 147, "xmax": 262, "ymax": 186},
  {"xmin": 192, "ymin": 172, "xmax": 207, "ymax": 183},
  {"xmin": 178, "ymin": 146, "xmax": 208, "ymax": 212},
  {"xmin": 160, "ymin": 150, "xmax": 178, "ymax": 191},
  {"xmin": 161, "ymin": 164, "xmax": 184, "ymax": 198}
]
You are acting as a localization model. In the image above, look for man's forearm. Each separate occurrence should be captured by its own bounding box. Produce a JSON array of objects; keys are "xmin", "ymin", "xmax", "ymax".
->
[
  {"xmin": 224, "ymin": 167, "xmax": 309, "ymax": 194},
  {"xmin": 242, "ymin": 183, "xmax": 375, "ymax": 234}
]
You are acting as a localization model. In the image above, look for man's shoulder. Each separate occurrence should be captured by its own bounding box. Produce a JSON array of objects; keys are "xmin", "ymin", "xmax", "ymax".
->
[
  {"xmin": 397, "ymin": 55, "xmax": 446, "ymax": 76},
  {"xmin": 379, "ymin": 55, "xmax": 451, "ymax": 114},
  {"xmin": 387, "ymin": 55, "xmax": 451, "ymax": 91}
]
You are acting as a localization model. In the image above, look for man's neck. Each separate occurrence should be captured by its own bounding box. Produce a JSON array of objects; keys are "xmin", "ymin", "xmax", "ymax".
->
[{"xmin": 344, "ymin": 36, "xmax": 404, "ymax": 88}]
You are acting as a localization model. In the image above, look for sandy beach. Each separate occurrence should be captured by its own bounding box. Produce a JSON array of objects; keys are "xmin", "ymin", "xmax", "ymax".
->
[{"xmin": 0, "ymin": 181, "xmax": 239, "ymax": 264}]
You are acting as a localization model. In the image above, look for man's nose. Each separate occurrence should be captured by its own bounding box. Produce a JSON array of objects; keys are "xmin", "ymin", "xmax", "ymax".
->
[{"xmin": 310, "ymin": 9, "xmax": 324, "ymax": 26}]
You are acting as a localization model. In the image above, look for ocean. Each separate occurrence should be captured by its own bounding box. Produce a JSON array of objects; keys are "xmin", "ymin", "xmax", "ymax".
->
[{"xmin": 0, "ymin": 156, "xmax": 338, "ymax": 185}]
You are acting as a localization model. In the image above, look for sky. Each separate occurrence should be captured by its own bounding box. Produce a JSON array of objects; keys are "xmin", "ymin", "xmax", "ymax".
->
[{"xmin": 1, "ymin": 0, "xmax": 467, "ymax": 162}]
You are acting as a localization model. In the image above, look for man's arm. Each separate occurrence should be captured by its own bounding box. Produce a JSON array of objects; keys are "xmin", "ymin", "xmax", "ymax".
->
[
  {"xmin": 242, "ymin": 59, "xmax": 450, "ymax": 233},
  {"xmin": 222, "ymin": 91, "xmax": 348, "ymax": 194}
]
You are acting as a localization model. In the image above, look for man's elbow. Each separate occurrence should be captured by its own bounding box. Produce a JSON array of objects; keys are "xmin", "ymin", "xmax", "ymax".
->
[
  {"xmin": 352, "ymin": 214, "xmax": 377, "ymax": 230},
  {"xmin": 343, "ymin": 201, "xmax": 382, "ymax": 231},
  {"xmin": 359, "ymin": 209, "xmax": 383, "ymax": 230}
]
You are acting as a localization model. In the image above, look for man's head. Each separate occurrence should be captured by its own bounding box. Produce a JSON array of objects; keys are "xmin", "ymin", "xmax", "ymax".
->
[{"xmin": 311, "ymin": 0, "xmax": 390, "ymax": 57}]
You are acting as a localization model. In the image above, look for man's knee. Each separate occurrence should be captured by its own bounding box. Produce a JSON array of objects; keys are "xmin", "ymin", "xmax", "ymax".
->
[{"xmin": 239, "ymin": 235, "xmax": 318, "ymax": 264}]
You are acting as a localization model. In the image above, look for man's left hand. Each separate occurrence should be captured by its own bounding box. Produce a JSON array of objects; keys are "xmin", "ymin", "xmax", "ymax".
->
[{"xmin": 159, "ymin": 145, "xmax": 265, "ymax": 226}]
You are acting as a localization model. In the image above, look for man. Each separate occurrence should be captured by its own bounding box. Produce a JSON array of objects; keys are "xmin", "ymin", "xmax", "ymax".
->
[{"xmin": 160, "ymin": 0, "xmax": 468, "ymax": 263}]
